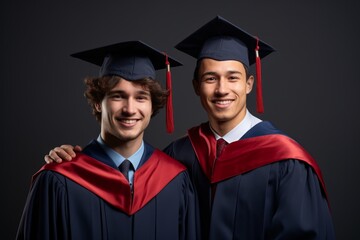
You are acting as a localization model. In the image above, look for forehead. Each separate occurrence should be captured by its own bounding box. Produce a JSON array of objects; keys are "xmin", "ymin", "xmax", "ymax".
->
[
  {"xmin": 110, "ymin": 78, "xmax": 150, "ymax": 93},
  {"xmin": 199, "ymin": 58, "xmax": 246, "ymax": 74}
]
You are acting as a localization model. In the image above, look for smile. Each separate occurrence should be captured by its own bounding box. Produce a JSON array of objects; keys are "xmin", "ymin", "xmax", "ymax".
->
[
  {"xmin": 115, "ymin": 118, "xmax": 140, "ymax": 127},
  {"xmin": 120, "ymin": 119, "xmax": 138, "ymax": 124},
  {"xmin": 212, "ymin": 99, "xmax": 233, "ymax": 109},
  {"xmin": 214, "ymin": 100, "xmax": 232, "ymax": 105}
]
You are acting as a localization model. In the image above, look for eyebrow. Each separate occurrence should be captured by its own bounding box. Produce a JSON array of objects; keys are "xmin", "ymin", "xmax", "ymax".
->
[
  {"xmin": 228, "ymin": 70, "xmax": 243, "ymax": 75},
  {"xmin": 108, "ymin": 89, "xmax": 151, "ymax": 96},
  {"xmin": 201, "ymin": 71, "xmax": 216, "ymax": 78},
  {"xmin": 200, "ymin": 70, "xmax": 243, "ymax": 79},
  {"xmin": 136, "ymin": 90, "xmax": 151, "ymax": 96}
]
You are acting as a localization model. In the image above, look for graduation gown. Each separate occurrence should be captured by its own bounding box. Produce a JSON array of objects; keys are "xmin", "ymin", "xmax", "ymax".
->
[
  {"xmin": 16, "ymin": 140, "xmax": 197, "ymax": 240},
  {"xmin": 164, "ymin": 121, "xmax": 335, "ymax": 240}
]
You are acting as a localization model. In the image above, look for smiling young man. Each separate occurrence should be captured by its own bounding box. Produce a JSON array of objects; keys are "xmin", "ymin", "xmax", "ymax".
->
[
  {"xmin": 194, "ymin": 58, "xmax": 253, "ymax": 136},
  {"xmin": 43, "ymin": 17, "xmax": 335, "ymax": 239},
  {"xmin": 16, "ymin": 41, "xmax": 197, "ymax": 240},
  {"xmin": 163, "ymin": 16, "xmax": 335, "ymax": 239},
  {"xmin": 96, "ymin": 78, "xmax": 153, "ymax": 157}
]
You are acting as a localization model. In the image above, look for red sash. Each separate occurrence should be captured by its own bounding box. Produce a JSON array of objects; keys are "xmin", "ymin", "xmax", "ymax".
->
[
  {"xmin": 188, "ymin": 124, "xmax": 328, "ymax": 198},
  {"xmin": 33, "ymin": 149, "xmax": 186, "ymax": 215}
]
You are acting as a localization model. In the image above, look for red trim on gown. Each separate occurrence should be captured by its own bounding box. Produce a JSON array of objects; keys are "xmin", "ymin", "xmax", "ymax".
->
[
  {"xmin": 34, "ymin": 149, "xmax": 186, "ymax": 215},
  {"xmin": 187, "ymin": 124, "xmax": 328, "ymax": 198}
]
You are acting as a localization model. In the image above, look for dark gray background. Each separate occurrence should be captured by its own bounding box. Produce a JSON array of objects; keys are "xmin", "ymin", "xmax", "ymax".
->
[{"xmin": 2, "ymin": 1, "xmax": 359, "ymax": 239}]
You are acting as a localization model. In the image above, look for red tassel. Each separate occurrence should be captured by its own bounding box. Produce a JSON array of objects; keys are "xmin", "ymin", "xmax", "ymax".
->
[
  {"xmin": 164, "ymin": 53, "xmax": 174, "ymax": 133},
  {"xmin": 255, "ymin": 37, "xmax": 264, "ymax": 113}
]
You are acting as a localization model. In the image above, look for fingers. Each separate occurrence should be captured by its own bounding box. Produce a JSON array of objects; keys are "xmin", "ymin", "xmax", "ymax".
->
[
  {"xmin": 44, "ymin": 151, "xmax": 63, "ymax": 164},
  {"xmin": 44, "ymin": 154, "xmax": 54, "ymax": 164},
  {"xmin": 43, "ymin": 144, "xmax": 80, "ymax": 164},
  {"xmin": 50, "ymin": 145, "xmax": 76, "ymax": 162},
  {"xmin": 59, "ymin": 144, "xmax": 78, "ymax": 158},
  {"xmin": 74, "ymin": 145, "xmax": 83, "ymax": 152},
  {"xmin": 47, "ymin": 148, "xmax": 66, "ymax": 163}
]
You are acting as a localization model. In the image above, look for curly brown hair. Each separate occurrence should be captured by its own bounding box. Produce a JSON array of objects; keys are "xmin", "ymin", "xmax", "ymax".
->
[{"xmin": 84, "ymin": 75, "xmax": 168, "ymax": 122}]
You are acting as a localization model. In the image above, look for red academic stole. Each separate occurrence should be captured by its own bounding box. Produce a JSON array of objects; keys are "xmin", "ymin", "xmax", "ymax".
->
[
  {"xmin": 188, "ymin": 123, "xmax": 328, "ymax": 199},
  {"xmin": 33, "ymin": 149, "xmax": 186, "ymax": 215}
]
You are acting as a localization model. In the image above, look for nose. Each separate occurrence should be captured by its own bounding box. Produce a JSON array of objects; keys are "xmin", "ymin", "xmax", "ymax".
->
[
  {"xmin": 122, "ymin": 98, "xmax": 136, "ymax": 115},
  {"xmin": 215, "ymin": 78, "xmax": 228, "ymax": 95}
]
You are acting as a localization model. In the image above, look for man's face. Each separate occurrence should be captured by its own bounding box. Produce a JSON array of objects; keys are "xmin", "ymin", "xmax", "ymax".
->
[
  {"xmin": 97, "ymin": 78, "xmax": 153, "ymax": 146},
  {"xmin": 195, "ymin": 58, "xmax": 254, "ymax": 133}
]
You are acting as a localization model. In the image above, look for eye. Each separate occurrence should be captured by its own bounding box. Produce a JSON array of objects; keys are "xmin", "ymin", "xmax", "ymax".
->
[
  {"xmin": 136, "ymin": 95, "xmax": 150, "ymax": 102},
  {"xmin": 202, "ymin": 76, "xmax": 217, "ymax": 83},
  {"xmin": 228, "ymin": 75, "xmax": 240, "ymax": 81},
  {"xmin": 108, "ymin": 93, "xmax": 123, "ymax": 100}
]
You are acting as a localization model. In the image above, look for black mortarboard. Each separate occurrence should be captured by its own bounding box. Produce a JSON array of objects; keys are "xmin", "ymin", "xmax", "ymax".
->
[
  {"xmin": 175, "ymin": 16, "xmax": 276, "ymax": 113},
  {"xmin": 71, "ymin": 40, "xmax": 182, "ymax": 80},
  {"xmin": 71, "ymin": 40, "xmax": 182, "ymax": 133}
]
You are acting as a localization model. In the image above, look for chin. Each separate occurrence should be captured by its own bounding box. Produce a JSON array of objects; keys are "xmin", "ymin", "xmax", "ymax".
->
[
  {"xmin": 210, "ymin": 114, "xmax": 232, "ymax": 123},
  {"xmin": 115, "ymin": 131, "xmax": 141, "ymax": 141}
]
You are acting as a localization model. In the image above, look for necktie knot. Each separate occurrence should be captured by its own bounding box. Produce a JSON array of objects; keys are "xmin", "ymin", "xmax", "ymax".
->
[
  {"xmin": 216, "ymin": 138, "xmax": 228, "ymax": 158},
  {"xmin": 119, "ymin": 159, "xmax": 133, "ymax": 182}
]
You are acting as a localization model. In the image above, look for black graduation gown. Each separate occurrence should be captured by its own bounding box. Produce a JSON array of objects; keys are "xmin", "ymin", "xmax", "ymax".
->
[
  {"xmin": 16, "ymin": 140, "xmax": 198, "ymax": 240},
  {"xmin": 163, "ymin": 121, "xmax": 335, "ymax": 240}
]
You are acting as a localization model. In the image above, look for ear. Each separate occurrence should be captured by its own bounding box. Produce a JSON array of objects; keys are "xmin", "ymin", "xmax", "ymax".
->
[
  {"xmin": 246, "ymin": 75, "xmax": 254, "ymax": 94},
  {"xmin": 95, "ymin": 103, "xmax": 102, "ymax": 112},
  {"xmin": 192, "ymin": 79, "xmax": 200, "ymax": 96}
]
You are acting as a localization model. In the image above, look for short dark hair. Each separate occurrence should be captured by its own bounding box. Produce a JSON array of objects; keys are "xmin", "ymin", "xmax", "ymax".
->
[{"xmin": 84, "ymin": 76, "xmax": 168, "ymax": 122}]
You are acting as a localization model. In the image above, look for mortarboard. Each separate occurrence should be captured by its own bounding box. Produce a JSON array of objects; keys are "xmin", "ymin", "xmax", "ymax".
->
[
  {"xmin": 175, "ymin": 16, "xmax": 276, "ymax": 113},
  {"xmin": 71, "ymin": 40, "xmax": 182, "ymax": 133}
]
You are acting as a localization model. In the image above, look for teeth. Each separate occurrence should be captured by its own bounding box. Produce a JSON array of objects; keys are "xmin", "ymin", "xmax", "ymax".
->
[
  {"xmin": 121, "ymin": 119, "xmax": 137, "ymax": 124},
  {"xmin": 216, "ymin": 100, "xmax": 231, "ymax": 105}
]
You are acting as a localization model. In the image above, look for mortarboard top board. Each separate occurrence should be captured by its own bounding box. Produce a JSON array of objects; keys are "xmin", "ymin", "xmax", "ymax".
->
[
  {"xmin": 71, "ymin": 40, "xmax": 181, "ymax": 133},
  {"xmin": 175, "ymin": 15, "xmax": 275, "ymax": 67},
  {"xmin": 175, "ymin": 16, "xmax": 276, "ymax": 113},
  {"xmin": 70, "ymin": 40, "xmax": 182, "ymax": 80}
]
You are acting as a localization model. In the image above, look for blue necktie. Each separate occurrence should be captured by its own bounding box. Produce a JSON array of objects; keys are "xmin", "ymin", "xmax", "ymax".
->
[{"xmin": 119, "ymin": 159, "xmax": 133, "ymax": 182}]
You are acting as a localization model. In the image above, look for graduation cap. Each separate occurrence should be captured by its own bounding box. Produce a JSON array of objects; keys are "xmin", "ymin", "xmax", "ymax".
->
[
  {"xmin": 175, "ymin": 16, "xmax": 276, "ymax": 113},
  {"xmin": 71, "ymin": 40, "xmax": 182, "ymax": 133}
]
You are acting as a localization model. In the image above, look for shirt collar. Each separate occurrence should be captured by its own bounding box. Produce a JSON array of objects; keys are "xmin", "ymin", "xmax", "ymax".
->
[
  {"xmin": 211, "ymin": 109, "xmax": 262, "ymax": 143},
  {"xmin": 96, "ymin": 135, "xmax": 144, "ymax": 170}
]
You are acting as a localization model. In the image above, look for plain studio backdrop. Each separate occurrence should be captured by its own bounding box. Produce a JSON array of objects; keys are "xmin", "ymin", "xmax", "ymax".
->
[{"xmin": 1, "ymin": 1, "xmax": 359, "ymax": 239}]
